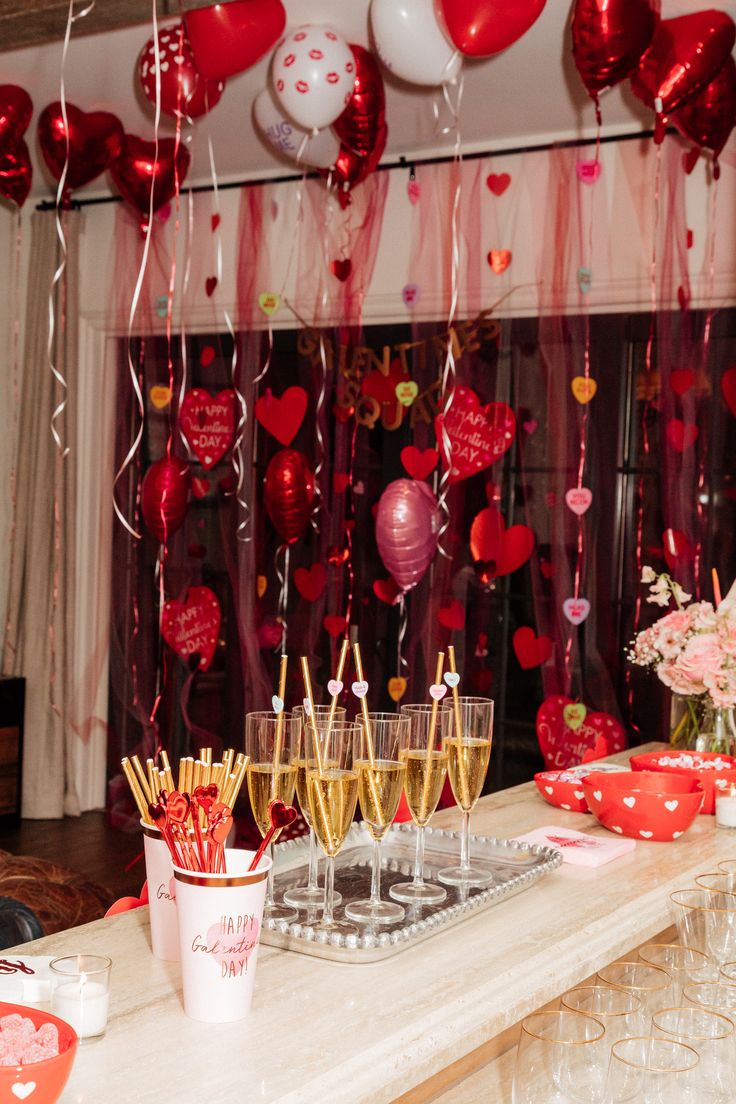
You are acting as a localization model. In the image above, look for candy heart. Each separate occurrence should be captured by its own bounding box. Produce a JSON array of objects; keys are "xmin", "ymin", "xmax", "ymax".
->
[
  {"xmin": 161, "ymin": 586, "xmax": 221, "ymax": 671},
  {"xmin": 571, "ymin": 377, "xmax": 597, "ymax": 404},
  {"xmin": 271, "ymin": 695, "xmax": 284, "ymax": 714},
  {"xmin": 402, "ymin": 283, "xmax": 421, "ymax": 308},
  {"xmin": 437, "ymin": 600, "xmax": 466, "ymax": 631},
  {"xmin": 577, "ymin": 267, "xmax": 592, "ymax": 294},
  {"xmin": 563, "ymin": 703, "xmax": 587, "ymax": 731},
  {"xmin": 664, "ymin": 800, "xmax": 679, "ymax": 811},
  {"xmin": 388, "ymin": 676, "xmax": 407, "ymax": 702},
  {"xmin": 327, "ymin": 679, "xmax": 343, "ymax": 697},
  {"xmin": 258, "ymin": 291, "xmax": 281, "ymax": 316},
  {"xmin": 269, "ymin": 799, "xmax": 297, "ymax": 829},
  {"xmin": 435, "ymin": 386, "xmax": 516, "ymax": 484},
  {"xmin": 623, "ymin": 796, "xmax": 636, "ymax": 809},
  {"xmin": 400, "ymin": 445, "xmax": 439, "ymax": 481},
  {"xmin": 444, "ymin": 672, "xmax": 460, "ymax": 688},
  {"xmin": 670, "ymin": 368, "xmax": 695, "ymax": 397},
  {"xmin": 513, "ymin": 627, "xmax": 553, "ymax": 670},
  {"xmin": 351, "ymin": 680, "xmax": 369, "ymax": 699},
  {"xmin": 429, "ymin": 683, "xmax": 447, "ymax": 700},
  {"xmin": 565, "ymin": 487, "xmax": 593, "ymax": 516},
  {"xmin": 407, "ymin": 179, "xmax": 421, "ymax": 204},
  {"xmin": 576, "ymin": 159, "xmax": 601, "ymax": 184},
  {"xmin": 331, "ymin": 258, "xmax": 352, "ymax": 282},
  {"xmin": 639, "ymin": 830, "xmax": 653, "ymax": 839},
  {"xmin": 666, "ymin": 419, "xmax": 699, "ymax": 452},
  {"xmin": 593, "ymin": 791, "xmax": 602, "ymax": 802},
  {"xmin": 294, "ymin": 563, "xmax": 327, "ymax": 602},
  {"xmin": 255, "ymin": 386, "xmax": 308, "ymax": 447},
  {"xmin": 149, "ymin": 384, "xmax": 172, "ymax": 410},
  {"xmin": 563, "ymin": 598, "xmax": 590, "ymax": 625},
  {"xmin": 180, "ymin": 388, "xmax": 236, "ymax": 470},
  {"xmin": 11, "ymin": 1084, "xmax": 36, "ymax": 1100},
  {"xmin": 395, "ymin": 380, "xmax": 419, "ymax": 407},
  {"xmin": 486, "ymin": 172, "xmax": 511, "ymax": 196},
  {"xmin": 488, "ymin": 248, "xmax": 512, "ymax": 274},
  {"xmin": 302, "ymin": 697, "xmax": 312, "ymax": 717}
]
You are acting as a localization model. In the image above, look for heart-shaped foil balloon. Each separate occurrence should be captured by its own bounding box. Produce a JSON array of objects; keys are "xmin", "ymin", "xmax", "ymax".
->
[{"xmin": 38, "ymin": 102, "xmax": 124, "ymax": 196}]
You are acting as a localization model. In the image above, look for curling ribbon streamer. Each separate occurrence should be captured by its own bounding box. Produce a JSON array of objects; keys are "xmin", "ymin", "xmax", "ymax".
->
[
  {"xmin": 397, "ymin": 594, "xmax": 408, "ymax": 674},
  {"xmin": 113, "ymin": 0, "xmax": 163, "ymax": 539},
  {"xmin": 693, "ymin": 177, "xmax": 719, "ymax": 593},
  {"xmin": 3, "ymin": 210, "xmax": 23, "ymax": 663},
  {"xmin": 275, "ymin": 544, "xmax": 290, "ymax": 653}
]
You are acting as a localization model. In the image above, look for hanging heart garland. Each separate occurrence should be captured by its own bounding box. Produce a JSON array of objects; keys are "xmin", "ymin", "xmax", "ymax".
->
[
  {"xmin": 179, "ymin": 388, "xmax": 237, "ymax": 470},
  {"xmin": 254, "ymin": 386, "xmax": 308, "ymax": 447}
]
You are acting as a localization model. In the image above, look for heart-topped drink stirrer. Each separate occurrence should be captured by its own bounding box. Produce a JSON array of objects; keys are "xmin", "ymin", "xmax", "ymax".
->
[
  {"xmin": 352, "ymin": 641, "xmax": 385, "ymax": 824},
  {"xmin": 326, "ymin": 638, "xmax": 349, "ymax": 732},
  {"xmin": 447, "ymin": 645, "xmax": 470, "ymax": 808},
  {"xmin": 190, "ymin": 783, "xmax": 219, "ymax": 871},
  {"xmin": 421, "ymin": 652, "xmax": 445, "ymax": 822},
  {"xmin": 207, "ymin": 800, "xmax": 233, "ymax": 873},
  {"xmin": 248, "ymin": 799, "xmax": 297, "ymax": 871},
  {"xmin": 149, "ymin": 800, "xmax": 186, "ymax": 868},
  {"xmin": 167, "ymin": 792, "xmax": 198, "ymax": 870}
]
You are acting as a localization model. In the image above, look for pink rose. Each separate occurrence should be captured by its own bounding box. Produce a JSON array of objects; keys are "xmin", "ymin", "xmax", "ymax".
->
[
  {"xmin": 670, "ymin": 633, "xmax": 723, "ymax": 694},
  {"xmin": 651, "ymin": 609, "xmax": 692, "ymax": 660}
]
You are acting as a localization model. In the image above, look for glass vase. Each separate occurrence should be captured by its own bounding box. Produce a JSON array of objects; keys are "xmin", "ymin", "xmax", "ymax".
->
[{"xmin": 669, "ymin": 695, "xmax": 736, "ymax": 756}]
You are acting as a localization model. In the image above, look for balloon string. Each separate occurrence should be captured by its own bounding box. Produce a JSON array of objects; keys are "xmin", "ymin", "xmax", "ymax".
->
[
  {"xmin": 164, "ymin": 22, "xmax": 188, "ymax": 462},
  {"xmin": 178, "ymin": 185, "xmax": 194, "ymax": 456},
  {"xmin": 3, "ymin": 210, "xmax": 23, "ymax": 665},
  {"xmin": 343, "ymin": 419, "xmax": 359, "ymax": 631},
  {"xmin": 275, "ymin": 544, "xmax": 290, "ymax": 653},
  {"xmin": 397, "ymin": 594, "xmax": 408, "ymax": 677},
  {"xmin": 113, "ymin": 0, "xmax": 162, "ymax": 539},
  {"xmin": 693, "ymin": 174, "xmax": 719, "ymax": 595}
]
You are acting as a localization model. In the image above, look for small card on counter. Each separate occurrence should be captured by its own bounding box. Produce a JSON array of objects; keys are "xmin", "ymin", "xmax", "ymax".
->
[
  {"xmin": 0, "ymin": 956, "xmax": 53, "ymax": 1002},
  {"xmin": 514, "ymin": 826, "xmax": 636, "ymax": 867}
]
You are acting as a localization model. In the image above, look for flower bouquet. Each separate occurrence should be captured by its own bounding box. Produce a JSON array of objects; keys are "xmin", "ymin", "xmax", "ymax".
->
[{"xmin": 628, "ymin": 568, "xmax": 736, "ymax": 754}]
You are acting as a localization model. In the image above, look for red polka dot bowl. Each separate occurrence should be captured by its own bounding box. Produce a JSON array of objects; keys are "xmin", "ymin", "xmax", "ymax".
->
[
  {"xmin": 534, "ymin": 763, "xmax": 629, "ymax": 814},
  {"xmin": 629, "ymin": 750, "xmax": 736, "ymax": 815},
  {"xmin": 0, "ymin": 1001, "xmax": 77, "ymax": 1103},
  {"xmin": 582, "ymin": 770, "xmax": 705, "ymax": 842}
]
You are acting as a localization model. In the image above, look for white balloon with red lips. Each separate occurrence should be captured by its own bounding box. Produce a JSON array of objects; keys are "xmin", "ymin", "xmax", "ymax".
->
[{"xmin": 271, "ymin": 24, "xmax": 356, "ymax": 131}]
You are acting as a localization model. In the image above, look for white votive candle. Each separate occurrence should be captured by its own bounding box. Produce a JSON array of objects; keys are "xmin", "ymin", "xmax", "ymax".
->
[
  {"xmin": 52, "ymin": 978, "xmax": 109, "ymax": 1038},
  {"xmin": 716, "ymin": 791, "xmax": 736, "ymax": 829}
]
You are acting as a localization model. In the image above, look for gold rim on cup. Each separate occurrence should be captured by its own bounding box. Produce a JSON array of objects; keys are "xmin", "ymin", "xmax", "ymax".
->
[
  {"xmin": 597, "ymin": 961, "xmax": 673, "ymax": 993},
  {"xmin": 610, "ymin": 1036, "xmax": 699, "ymax": 1073},
  {"xmin": 561, "ymin": 985, "xmax": 642, "ymax": 1018},
  {"xmin": 652, "ymin": 1006, "xmax": 734, "ymax": 1042},
  {"xmin": 639, "ymin": 943, "xmax": 711, "ymax": 974},
  {"xmin": 519, "ymin": 1010, "xmax": 605, "ymax": 1045},
  {"xmin": 670, "ymin": 888, "xmax": 736, "ymax": 914}
]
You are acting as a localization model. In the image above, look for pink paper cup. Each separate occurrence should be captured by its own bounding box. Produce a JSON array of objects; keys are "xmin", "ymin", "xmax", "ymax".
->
[
  {"xmin": 142, "ymin": 822, "xmax": 179, "ymax": 961},
  {"xmin": 173, "ymin": 849, "xmax": 271, "ymax": 1023}
]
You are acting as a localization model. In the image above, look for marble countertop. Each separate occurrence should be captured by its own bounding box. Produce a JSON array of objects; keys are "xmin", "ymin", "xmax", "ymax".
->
[{"xmin": 10, "ymin": 743, "xmax": 736, "ymax": 1104}]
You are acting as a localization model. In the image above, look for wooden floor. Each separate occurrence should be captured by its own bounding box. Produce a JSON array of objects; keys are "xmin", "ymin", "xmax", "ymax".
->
[{"xmin": 0, "ymin": 812, "xmax": 145, "ymax": 903}]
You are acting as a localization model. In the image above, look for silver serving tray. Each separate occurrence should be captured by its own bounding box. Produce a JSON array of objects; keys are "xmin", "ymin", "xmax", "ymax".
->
[{"xmin": 262, "ymin": 821, "xmax": 562, "ymax": 962}]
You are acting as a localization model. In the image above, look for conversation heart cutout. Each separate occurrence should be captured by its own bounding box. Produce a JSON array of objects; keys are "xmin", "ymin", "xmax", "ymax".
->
[
  {"xmin": 351, "ymin": 680, "xmax": 369, "ymax": 699},
  {"xmin": 271, "ymin": 695, "xmax": 284, "ymax": 714},
  {"xmin": 257, "ymin": 575, "xmax": 267, "ymax": 599},
  {"xmin": 388, "ymin": 676, "xmax": 407, "ymax": 702},
  {"xmin": 486, "ymin": 171, "xmax": 511, "ymax": 196},
  {"xmin": 563, "ymin": 703, "xmax": 587, "ymax": 731},
  {"xmin": 429, "ymin": 683, "xmax": 447, "ymax": 700},
  {"xmin": 150, "ymin": 384, "xmax": 172, "ymax": 410},
  {"xmin": 444, "ymin": 672, "xmax": 460, "ymax": 688},
  {"xmin": 206, "ymin": 916, "xmax": 260, "ymax": 975},
  {"xmin": 327, "ymin": 679, "xmax": 343, "ymax": 697},
  {"xmin": 563, "ymin": 598, "xmax": 591, "ymax": 625},
  {"xmin": 258, "ymin": 291, "xmax": 281, "ymax": 316},
  {"xmin": 395, "ymin": 380, "xmax": 419, "ymax": 407},
  {"xmin": 576, "ymin": 159, "xmax": 601, "ymax": 184},
  {"xmin": 302, "ymin": 697, "xmax": 312, "ymax": 717},
  {"xmin": 578, "ymin": 267, "xmax": 592, "ymax": 294},
  {"xmin": 565, "ymin": 487, "xmax": 593, "ymax": 516},
  {"xmin": 402, "ymin": 283, "xmax": 420, "ymax": 308},
  {"xmin": 571, "ymin": 377, "xmax": 597, "ymax": 404}
]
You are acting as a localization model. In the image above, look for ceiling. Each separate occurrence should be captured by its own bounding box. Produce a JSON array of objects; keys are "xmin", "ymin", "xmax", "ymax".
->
[{"xmin": 2, "ymin": 0, "xmax": 734, "ymax": 199}]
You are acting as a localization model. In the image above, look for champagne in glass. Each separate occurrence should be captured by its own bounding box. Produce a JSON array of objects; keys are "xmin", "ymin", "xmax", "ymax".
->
[
  {"xmin": 438, "ymin": 696, "xmax": 494, "ymax": 888},
  {"xmin": 284, "ymin": 704, "xmax": 345, "ymax": 910},
  {"xmin": 245, "ymin": 710, "xmax": 300, "ymax": 924},
  {"xmin": 305, "ymin": 719, "xmax": 361, "ymax": 936},
  {"xmin": 389, "ymin": 704, "xmax": 452, "ymax": 907},
  {"xmin": 346, "ymin": 713, "xmax": 409, "ymax": 925}
]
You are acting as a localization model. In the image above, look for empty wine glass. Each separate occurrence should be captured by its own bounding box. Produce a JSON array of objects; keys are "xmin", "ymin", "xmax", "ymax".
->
[
  {"xmin": 437, "ymin": 696, "xmax": 495, "ymax": 889},
  {"xmin": 245, "ymin": 710, "xmax": 299, "ymax": 925},
  {"xmin": 651, "ymin": 1006, "xmax": 736, "ymax": 1102},
  {"xmin": 345, "ymin": 713, "xmax": 409, "ymax": 925},
  {"xmin": 512, "ymin": 1010, "xmax": 607, "ymax": 1104},
  {"xmin": 284, "ymin": 703, "xmax": 346, "ymax": 910},
  {"xmin": 605, "ymin": 1037, "xmax": 700, "ymax": 1103},
  {"xmin": 389, "ymin": 703, "xmax": 452, "ymax": 907}
]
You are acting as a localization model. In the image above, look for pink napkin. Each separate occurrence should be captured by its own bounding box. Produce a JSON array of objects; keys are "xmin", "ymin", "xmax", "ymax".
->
[{"xmin": 514, "ymin": 825, "xmax": 636, "ymax": 867}]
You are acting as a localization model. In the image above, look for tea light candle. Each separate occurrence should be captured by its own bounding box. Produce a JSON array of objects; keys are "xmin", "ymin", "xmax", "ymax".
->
[
  {"xmin": 52, "ymin": 977, "xmax": 109, "ymax": 1038},
  {"xmin": 716, "ymin": 785, "xmax": 736, "ymax": 829}
]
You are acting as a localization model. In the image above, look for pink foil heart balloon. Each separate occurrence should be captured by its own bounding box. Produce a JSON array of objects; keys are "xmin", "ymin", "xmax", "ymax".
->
[{"xmin": 375, "ymin": 479, "xmax": 440, "ymax": 593}]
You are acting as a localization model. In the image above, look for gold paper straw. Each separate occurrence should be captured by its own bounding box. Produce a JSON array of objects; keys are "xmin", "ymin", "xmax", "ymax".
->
[
  {"xmin": 300, "ymin": 656, "xmax": 323, "ymax": 773},
  {"xmin": 181, "ymin": 757, "xmax": 194, "ymax": 795},
  {"xmin": 122, "ymin": 758, "xmax": 151, "ymax": 823},
  {"xmin": 160, "ymin": 750, "xmax": 175, "ymax": 796},
  {"xmin": 272, "ymin": 655, "xmax": 289, "ymax": 797},
  {"xmin": 327, "ymin": 638, "xmax": 349, "ymax": 732},
  {"xmin": 352, "ymin": 642, "xmax": 386, "ymax": 826},
  {"xmin": 199, "ymin": 747, "xmax": 212, "ymax": 767},
  {"xmin": 447, "ymin": 645, "xmax": 470, "ymax": 809},
  {"xmin": 223, "ymin": 747, "xmax": 234, "ymax": 777},
  {"xmin": 131, "ymin": 755, "xmax": 152, "ymax": 805},
  {"xmin": 146, "ymin": 759, "xmax": 158, "ymax": 803},
  {"xmin": 191, "ymin": 760, "xmax": 203, "ymax": 794},
  {"xmin": 420, "ymin": 652, "xmax": 445, "ymax": 821}
]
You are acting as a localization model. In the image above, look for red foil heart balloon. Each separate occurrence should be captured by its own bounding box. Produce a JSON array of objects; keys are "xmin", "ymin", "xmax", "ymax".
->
[
  {"xmin": 141, "ymin": 456, "xmax": 191, "ymax": 542},
  {"xmin": 138, "ymin": 21, "xmax": 224, "ymax": 119},
  {"xmin": 161, "ymin": 586, "xmax": 221, "ymax": 672},
  {"xmin": 674, "ymin": 56, "xmax": 736, "ymax": 166},
  {"xmin": 0, "ymin": 85, "xmax": 32, "ymax": 151},
  {"xmin": 572, "ymin": 0, "xmax": 656, "ymax": 101},
  {"xmin": 631, "ymin": 11, "xmax": 736, "ymax": 120},
  {"xmin": 37, "ymin": 102, "xmax": 124, "ymax": 195},
  {"xmin": 328, "ymin": 44, "xmax": 387, "ymax": 196},
  {"xmin": 0, "ymin": 139, "xmax": 32, "ymax": 207},
  {"xmin": 263, "ymin": 448, "xmax": 315, "ymax": 545},
  {"xmin": 185, "ymin": 0, "xmax": 286, "ymax": 81},
  {"xmin": 110, "ymin": 134, "xmax": 191, "ymax": 224}
]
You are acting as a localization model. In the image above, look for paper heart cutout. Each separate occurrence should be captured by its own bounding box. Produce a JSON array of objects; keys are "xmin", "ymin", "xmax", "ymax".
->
[
  {"xmin": 331, "ymin": 258, "xmax": 352, "ymax": 282},
  {"xmin": 663, "ymin": 528, "xmax": 693, "ymax": 570},
  {"xmin": 513, "ymin": 627, "xmax": 553, "ymax": 669},
  {"xmin": 470, "ymin": 506, "xmax": 535, "ymax": 577},
  {"xmin": 333, "ymin": 402, "xmax": 353, "ymax": 423},
  {"xmin": 563, "ymin": 703, "xmax": 587, "ymax": 731},
  {"xmin": 327, "ymin": 679, "xmax": 343, "ymax": 697},
  {"xmin": 565, "ymin": 487, "xmax": 592, "ymax": 516},
  {"xmin": 373, "ymin": 577, "xmax": 400, "ymax": 606},
  {"xmin": 576, "ymin": 159, "xmax": 601, "ymax": 184},
  {"xmin": 540, "ymin": 558, "xmax": 556, "ymax": 580},
  {"xmin": 444, "ymin": 671, "xmax": 460, "ymax": 688},
  {"xmin": 395, "ymin": 380, "xmax": 419, "ymax": 407},
  {"xmin": 388, "ymin": 676, "xmax": 407, "ymax": 702},
  {"xmin": 678, "ymin": 285, "xmax": 690, "ymax": 312},
  {"xmin": 486, "ymin": 172, "xmax": 511, "ymax": 196},
  {"xmin": 402, "ymin": 283, "xmax": 420, "ymax": 308},
  {"xmin": 722, "ymin": 367, "xmax": 736, "ymax": 416},
  {"xmin": 488, "ymin": 249, "xmax": 512, "ymax": 274},
  {"xmin": 407, "ymin": 179, "xmax": 421, "ymax": 204},
  {"xmin": 205, "ymin": 276, "xmax": 218, "ymax": 297},
  {"xmin": 400, "ymin": 445, "xmax": 439, "ymax": 481},
  {"xmin": 670, "ymin": 368, "xmax": 695, "ymax": 397},
  {"xmin": 623, "ymin": 796, "xmax": 637, "ymax": 808},
  {"xmin": 686, "ymin": 229, "xmax": 694, "ymax": 250},
  {"xmin": 11, "ymin": 1083, "xmax": 36, "ymax": 1100},
  {"xmin": 211, "ymin": 213, "xmax": 221, "ymax": 232},
  {"xmin": 323, "ymin": 615, "xmax": 347, "ymax": 639},
  {"xmin": 271, "ymin": 695, "xmax": 284, "ymax": 714},
  {"xmin": 161, "ymin": 586, "xmax": 221, "ymax": 671},
  {"xmin": 351, "ymin": 680, "xmax": 369, "ymax": 699},
  {"xmin": 563, "ymin": 597, "xmax": 590, "ymax": 625},
  {"xmin": 200, "ymin": 345, "xmax": 216, "ymax": 368},
  {"xmin": 180, "ymin": 388, "xmax": 236, "ymax": 470},
  {"xmin": 206, "ymin": 917, "xmax": 260, "ymax": 975},
  {"xmin": 571, "ymin": 377, "xmax": 597, "ymax": 404},
  {"xmin": 536, "ymin": 694, "xmax": 627, "ymax": 771},
  {"xmin": 191, "ymin": 476, "xmax": 211, "ymax": 500},
  {"xmin": 437, "ymin": 600, "xmax": 466, "ymax": 631},
  {"xmin": 149, "ymin": 384, "xmax": 172, "ymax": 410},
  {"xmin": 258, "ymin": 291, "xmax": 281, "ymax": 316},
  {"xmin": 429, "ymin": 683, "xmax": 447, "ymax": 700},
  {"xmin": 522, "ymin": 419, "xmax": 538, "ymax": 435},
  {"xmin": 294, "ymin": 563, "xmax": 327, "ymax": 602},
  {"xmin": 435, "ymin": 386, "xmax": 516, "ymax": 484},
  {"xmin": 332, "ymin": 472, "xmax": 349, "ymax": 494},
  {"xmin": 666, "ymin": 419, "xmax": 699, "ymax": 452},
  {"xmin": 255, "ymin": 386, "xmax": 308, "ymax": 447}
]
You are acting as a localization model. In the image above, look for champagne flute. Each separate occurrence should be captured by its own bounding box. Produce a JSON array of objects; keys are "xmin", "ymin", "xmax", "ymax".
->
[
  {"xmin": 245, "ymin": 710, "xmax": 299, "ymax": 924},
  {"xmin": 284, "ymin": 704, "xmax": 346, "ymax": 910},
  {"xmin": 389, "ymin": 703, "xmax": 452, "ymax": 906},
  {"xmin": 345, "ymin": 713, "xmax": 409, "ymax": 925},
  {"xmin": 305, "ymin": 719, "xmax": 361, "ymax": 937},
  {"xmin": 438, "ymin": 696, "xmax": 495, "ymax": 888}
]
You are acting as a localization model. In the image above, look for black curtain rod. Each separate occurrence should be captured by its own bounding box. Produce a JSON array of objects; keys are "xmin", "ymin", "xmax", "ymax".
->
[{"xmin": 35, "ymin": 126, "xmax": 662, "ymax": 211}]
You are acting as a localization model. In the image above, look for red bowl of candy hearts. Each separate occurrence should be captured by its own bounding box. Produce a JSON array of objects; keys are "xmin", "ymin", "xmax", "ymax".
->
[
  {"xmin": 629, "ymin": 750, "xmax": 736, "ymax": 815},
  {"xmin": 0, "ymin": 1003, "xmax": 77, "ymax": 1103},
  {"xmin": 582, "ymin": 770, "xmax": 705, "ymax": 842},
  {"xmin": 534, "ymin": 763, "xmax": 628, "ymax": 814}
]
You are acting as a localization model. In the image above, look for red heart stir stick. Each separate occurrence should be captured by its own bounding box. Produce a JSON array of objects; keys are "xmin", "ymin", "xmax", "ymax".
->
[{"xmin": 248, "ymin": 800, "xmax": 297, "ymax": 871}]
